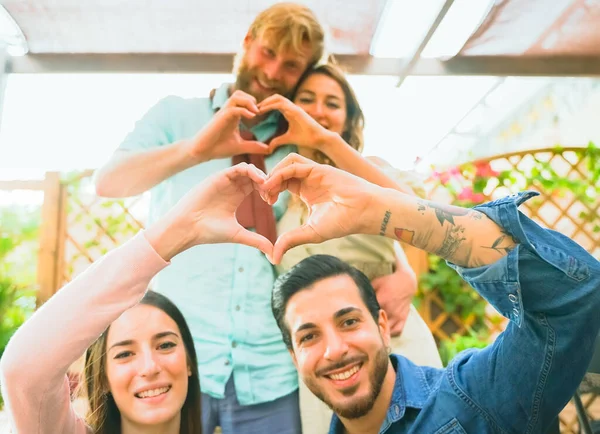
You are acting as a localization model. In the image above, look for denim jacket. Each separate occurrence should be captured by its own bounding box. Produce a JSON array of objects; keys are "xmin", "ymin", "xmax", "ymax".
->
[{"xmin": 329, "ymin": 191, "xmax": 600, "ymax": 434}]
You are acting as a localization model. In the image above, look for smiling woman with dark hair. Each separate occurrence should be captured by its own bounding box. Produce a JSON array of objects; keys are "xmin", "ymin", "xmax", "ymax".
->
[
  {"xmin": 0, "ymin": 162, "xmax": 272, "ymax": 434},
  {"xmin": 82, "ymin": 290, "xmax": 202, "ymax": 434}
]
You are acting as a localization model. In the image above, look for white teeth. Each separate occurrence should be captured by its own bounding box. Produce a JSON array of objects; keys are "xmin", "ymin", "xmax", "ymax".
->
[
  {"xmin": 258, "ymin": 78, "xmax": 272, "ymax": 89},
  {"xmin": 329, "ymin": 365, "xmax": 360, "ymax": 381},
  {"xmin": 136, "ymin": 386, "xmax": 170, "ymax": 398}
]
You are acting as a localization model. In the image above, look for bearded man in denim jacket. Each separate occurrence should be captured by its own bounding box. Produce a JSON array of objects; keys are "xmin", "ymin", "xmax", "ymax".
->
[{"xmin": 266, "ymin": 154, "xmax": 600, "ymax": 434}]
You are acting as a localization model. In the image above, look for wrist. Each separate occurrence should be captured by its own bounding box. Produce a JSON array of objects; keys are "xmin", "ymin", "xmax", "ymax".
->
[
  {"xmin": 317, "ymin": 129, "xmax": 340, "ymax": 156},
  {"xmin": 144, "ymin": 215, "xmax": 194, "ymax": 262},
  {"xmin": 366, "ymin": 187, "xmax": 406, "ymax": 237},
  {"xmin": 181, "ymin": 134, "xmax": 210, "ymax": 165}
]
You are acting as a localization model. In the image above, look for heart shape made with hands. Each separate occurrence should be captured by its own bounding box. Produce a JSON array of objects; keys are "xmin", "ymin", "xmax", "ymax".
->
[
  {"xmin": 175, "ymin": 154, "xmax": 371, "ymax": 266},
  {"xmin": 233, "ymin": 158, "xmax": 368, "ymax": 265}
]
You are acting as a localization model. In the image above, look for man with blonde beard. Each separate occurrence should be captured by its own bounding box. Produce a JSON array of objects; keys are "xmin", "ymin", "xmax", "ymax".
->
[{"xmin": 94, "ymin": 4, "xmax": 325, "ymax": 433}]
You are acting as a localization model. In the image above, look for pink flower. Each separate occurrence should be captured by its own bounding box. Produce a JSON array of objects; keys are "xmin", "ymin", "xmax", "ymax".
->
[
  {"xmin": 472, "ymin": 193, "xmax": 485, "ymax": 203},
  {"xmin": 474, "ymin": 161, "xmax": 500, "ymax": 178},
  {"xmin": 456, "ymin": 187, "xmax": 486, "ymax": 203},
  {"xmin": 457, "ymin": 187, "xmax": 474, "ymax": 200},
  {"xmin": 448, "ymin": 167, "xmax": 460, "ymax": 177},
  {"xmin": 439, "ymin": 171, "xmax": 451, "ymax": 185}
]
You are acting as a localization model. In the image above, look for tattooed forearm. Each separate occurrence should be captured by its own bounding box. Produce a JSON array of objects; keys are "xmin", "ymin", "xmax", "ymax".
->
[
  {"xmin": 380, "ymin": 210, "xmax": 392, "ymax": 236},
  {"xmin": 435, "ymin": 225, "xmax": 467, "ymax": 260},
  {"xmin": 384, "ymin": 195, "xmax": 513, "ymax": 267}
]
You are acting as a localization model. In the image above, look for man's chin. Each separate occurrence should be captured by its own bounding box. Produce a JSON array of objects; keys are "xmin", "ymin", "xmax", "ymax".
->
[
  {"xmin": 327, "ymin": 394, "xmax": 376, "ymax": 420},
  {"xmin": 313, "ymin": 383, "xmax": 375, "ymax": 419}
]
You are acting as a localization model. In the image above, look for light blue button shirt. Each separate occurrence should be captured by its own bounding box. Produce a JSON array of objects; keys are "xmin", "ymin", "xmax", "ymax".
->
[{"xmin": 118, "ymin": 83, "xmax": 297, "ymax": 405}]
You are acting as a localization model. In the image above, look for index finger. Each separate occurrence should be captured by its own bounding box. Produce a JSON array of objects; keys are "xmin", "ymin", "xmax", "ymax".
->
[
  {"xmin": 258, "ymin": 95, "xmax": 294, "ymax": 115},
  {"xmin": 225, "ymin": 91, "xmax": 259, "ymax": 113},
  {"xmin": 267, "ymin": 153, "xmax": 314, "ymax": 175},
  {"xmin": 258, "ymin": 93, "xmax": 288, "ymax": 108},
  {"xmin": 227, "ymin": 163, "xmax": 267, "ymax": 186},
  {"xmin": 262, "ymin": 162, "xmax": 314, "ymax": 194}
]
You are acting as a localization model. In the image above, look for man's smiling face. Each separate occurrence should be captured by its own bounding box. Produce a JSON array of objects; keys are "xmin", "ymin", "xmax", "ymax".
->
[{"xmin": 284, "ymin": 274, "xmax": 391, "ymax": 419}]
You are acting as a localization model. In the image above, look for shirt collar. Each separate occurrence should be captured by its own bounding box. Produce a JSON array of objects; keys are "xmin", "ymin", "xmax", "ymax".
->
[
  {"xmin": 211, "ymin": 82, "xmax": 232, "ymax": 111},
  {"xmin": 329, "ymin": 354, "xmax": 433, "ymax": 434}
]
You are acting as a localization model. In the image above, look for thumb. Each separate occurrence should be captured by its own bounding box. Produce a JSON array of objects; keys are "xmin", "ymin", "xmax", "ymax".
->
[
  {"xmin": 268, "ymin": 134, "xmax": 291, "ymax": 153},
  {"xmin": 241, "ymin": 140, "xmax": 270, "ymax": 155},
  {"xmin": 370, "ymin": 275, "xmax": 385, "ymax": 291},
  {"xmin": 272, "ymin": 225, "xmax": 318, "ymax": 264},
  {"xmin": 389, "ymin": 319, "xmax": 405, "ymax": 337},
  {"xmin": 233, "ymin": 227, "xmax": 274, "ymax": 257}
]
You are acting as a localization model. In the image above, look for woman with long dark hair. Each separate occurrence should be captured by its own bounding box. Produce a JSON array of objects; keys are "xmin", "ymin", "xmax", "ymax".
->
[{"xmin": 1, "ymin": 163, "xmax": 271, "ymax": 434}]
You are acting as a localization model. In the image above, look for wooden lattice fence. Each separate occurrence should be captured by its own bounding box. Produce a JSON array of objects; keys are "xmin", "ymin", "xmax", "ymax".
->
[
  {"xmin": 60, "ymin": 172, "xmax": 148, "ymax": 286},
  {"xmin": 423, "ymin": 146, "xmax": 599, "ymax": 433},
  {"xmin": 420, "ymin": 147, "xmax": 599, "ymax": 342}
]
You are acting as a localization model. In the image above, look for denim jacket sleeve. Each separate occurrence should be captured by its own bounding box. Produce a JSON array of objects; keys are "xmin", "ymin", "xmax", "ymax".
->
[{"xmin": 446, "ymin": 191, "xmax": 600, "ymax": 434}]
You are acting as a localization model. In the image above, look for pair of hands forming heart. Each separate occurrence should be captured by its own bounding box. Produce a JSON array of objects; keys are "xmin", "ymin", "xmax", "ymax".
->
[
  {"xmin": 145, "ymin": 153, "xmax": 385, "ymax": 264},
  {"xmin": 185, "ymin": 91, "xmax": 331, "ymax": 165}
]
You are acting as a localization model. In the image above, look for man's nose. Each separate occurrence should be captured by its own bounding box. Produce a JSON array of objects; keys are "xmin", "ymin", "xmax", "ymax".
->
[
  {"xmin": 263, "ymin": 60, "xmax": 283, "ymax": 82},
  {"xmin": 323, "ymin": 331, "xmax": 349, "ymax": 361}
]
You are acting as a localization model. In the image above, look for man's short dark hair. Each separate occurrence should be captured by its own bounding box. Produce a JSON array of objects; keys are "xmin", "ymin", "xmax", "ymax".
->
[{"xmin": 272, "ymin": 254, "xmax": 381, "ymax": 350}]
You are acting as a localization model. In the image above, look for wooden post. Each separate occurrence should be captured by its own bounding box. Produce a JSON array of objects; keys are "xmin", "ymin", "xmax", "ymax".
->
[
  {"xmin": 54, "ymin": 184, "xmax": 68, "ymax": 291},
  {"xmin": 36, "ymin": 172, "xmax": 63, "ymax": 305}
]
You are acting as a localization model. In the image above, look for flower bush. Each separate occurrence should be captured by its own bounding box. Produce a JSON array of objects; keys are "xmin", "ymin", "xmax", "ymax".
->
[{"xmin": 419, "ymin": 143, "xmax": 600, "ymax": 361}]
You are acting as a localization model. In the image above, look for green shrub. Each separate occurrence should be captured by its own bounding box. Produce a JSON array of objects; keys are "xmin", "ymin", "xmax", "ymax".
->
[
  {"xmin": 0, "ymin": 207, "xmax": 39, "ymax": 408},
  {"xmin": 439, "ymin": 329, "xmax": 491, "ymax": 366}
]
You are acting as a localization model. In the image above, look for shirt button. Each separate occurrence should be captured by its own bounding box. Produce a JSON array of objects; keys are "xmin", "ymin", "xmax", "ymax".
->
[
  {"xmin": 224, "ymin": 359, "xmax": 230, "ymax": 366},
  {"xmin": 238, "ymin": 267, "xmax": 244, "ymax": 273},
  {"xmin": 235, "ymin": 305, "xmax": 241, "ymax": 311},
  {"xmin": 232, "ymin": 341, "xmax": 237, "ymax": 348}
]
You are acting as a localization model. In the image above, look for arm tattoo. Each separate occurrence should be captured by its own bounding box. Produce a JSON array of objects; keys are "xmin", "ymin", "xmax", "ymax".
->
[
  {"xmin": 435, "ymin": 225, "xmax": 467, "ymax": 259},
  {"xmin": 380, "ymin": 210, "xmax": 392, "ymax": 236},
  {"xmin": 419, "ymin": 201, "xmax": 471, "ymax": 226},
  {"xmin": 394, "ymin": 228, "xmax": 415, "ymax": 244},
  {"xmin": 482, "ymin": 232, "xmax": 516, "ymax": 255}
]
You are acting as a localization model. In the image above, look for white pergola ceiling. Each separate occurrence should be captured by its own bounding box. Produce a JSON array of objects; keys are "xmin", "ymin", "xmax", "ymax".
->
[
  {"xmin": 2, "ymin": 0, "xmax": 600, "ymax": 174},
  {"xmin": 2, "ymin": 0, "xmax": 386, "ymax": 54}
]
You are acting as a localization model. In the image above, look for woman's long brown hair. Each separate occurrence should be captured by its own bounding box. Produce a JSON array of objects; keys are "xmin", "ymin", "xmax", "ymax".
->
[
  {"xmin": 291, "ymin": 61, "xmax": 366, "ymax": 166},
  {"xmin": 81, "ymin": 290, "xmax": 202, "ymax": 434}
]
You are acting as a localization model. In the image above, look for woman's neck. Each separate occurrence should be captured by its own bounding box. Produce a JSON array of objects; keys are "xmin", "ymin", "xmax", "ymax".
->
[{"xmin": 121, "ymin": 413, "xmax": 181, "ymax": 434}]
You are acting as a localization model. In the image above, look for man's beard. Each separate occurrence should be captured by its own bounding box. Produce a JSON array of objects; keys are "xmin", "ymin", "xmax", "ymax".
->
[
  {"xmin": 235, "ymin": 59, "xmax": 290, "ymax": 102},
  {"xmin": 304, "ymin": 344, "xmax": 390, "ymax": 420}
]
